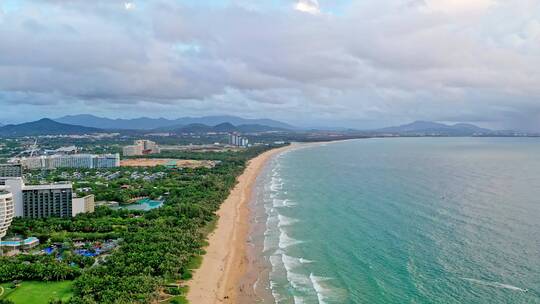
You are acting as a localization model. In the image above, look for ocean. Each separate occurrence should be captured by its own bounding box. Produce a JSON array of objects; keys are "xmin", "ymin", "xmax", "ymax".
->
[{"xmin": 252, "ymin": 138, "xmax": 540, "ymax": 304}]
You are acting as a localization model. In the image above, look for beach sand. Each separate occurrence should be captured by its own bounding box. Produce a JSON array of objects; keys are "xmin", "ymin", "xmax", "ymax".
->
[{"xmin": 186, "ymin": 145, "xmax": 293, "ymax": 304}]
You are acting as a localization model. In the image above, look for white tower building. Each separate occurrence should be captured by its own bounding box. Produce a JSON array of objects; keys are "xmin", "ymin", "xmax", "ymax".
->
[{"xmin": 0, "ymin": 190, "xmax": 14, "ymax": 254}]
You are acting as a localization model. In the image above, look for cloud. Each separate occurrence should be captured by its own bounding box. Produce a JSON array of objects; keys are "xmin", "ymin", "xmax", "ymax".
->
[
  {"xmin": 422, "ymin": 0, "xmax": 494, "ymax": 15},
  {"xmin": 124, "ymin": 2, "xmax": 135, "ymax": 11},
  {"xmin": 294, "ymin": 0, "xmax": 320, "ymax": 15},
  {"xmin": 0, "ymin": 0, "xmax": 539, "ymax": 130}
]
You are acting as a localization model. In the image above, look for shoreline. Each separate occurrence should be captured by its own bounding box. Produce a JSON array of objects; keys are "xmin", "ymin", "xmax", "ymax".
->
[
  {"xmin": 186, "ymin": 144, "xmax": 294, "ymax": 304},
  {"xmin": 236, "ymin": 141, "xmax": 329, "ymax": 303}
]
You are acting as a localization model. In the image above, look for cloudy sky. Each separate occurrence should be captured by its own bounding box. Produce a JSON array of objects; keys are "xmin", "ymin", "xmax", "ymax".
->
[{"xmin": 1, "ymin": 0, "xmax": 539, "ymax": 130}]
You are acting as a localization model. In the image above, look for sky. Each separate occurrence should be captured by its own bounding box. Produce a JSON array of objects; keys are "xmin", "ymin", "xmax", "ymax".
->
[{"xmin": 1, "ymin": 0, "xmax": 540, "ymax": 131}]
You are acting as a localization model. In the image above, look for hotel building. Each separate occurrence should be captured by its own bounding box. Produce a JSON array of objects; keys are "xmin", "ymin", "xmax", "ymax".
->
[
  {"xmin": 20, "ymin": 153, "xmax": 120, "ymax": 170},
  {"xmin": 72, "ymin": 194, "xmax": 95, "ymax": 217},
  {"xmin": 0, "ymin": 164, "xmax": 23, "ymax": 178},
  {"xmin": 123, "ymin": 140, "xmax": 160, "ymax": 156},
  {"xmin": 0, "ymin": 191, "xmax": 14, "ymax": 240},
  {"xmin": 0, "ymin": 178, "xmax": 82, "ymax": 218},
  {"xmin": 229, "ymin": 134, "xmax": 249, "ymax": 147},
  {"xmin": 22, "ymin": 183, "xmax": 73, "ymax": 218}
]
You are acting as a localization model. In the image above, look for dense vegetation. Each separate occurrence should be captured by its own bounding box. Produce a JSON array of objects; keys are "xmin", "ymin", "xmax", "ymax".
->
[{"xmin": 0, "ymin": 145, "xmax": 282, "ymax": 303}]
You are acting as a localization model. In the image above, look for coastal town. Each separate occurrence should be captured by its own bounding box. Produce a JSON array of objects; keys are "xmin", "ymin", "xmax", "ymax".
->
[
  {"xmin": 0, "ymin": 128, "xmax": 287, "ymax": 303},
  {"xmin": 2, "ymin": 1, "xmax": 540, "ymax": 303}
]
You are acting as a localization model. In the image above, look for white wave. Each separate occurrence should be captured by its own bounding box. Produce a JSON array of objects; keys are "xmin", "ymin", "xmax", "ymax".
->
[
  {"xmin": 283, "ymin": 199, "xmax": 297, "ymax": 207},
  {"xmin": 270, "ymin": 280, "xmax": 286, "ymax": 304},
  {"xmin": 269, "ymin": 254, "xmax": 283, "ymax": 269},
  {"xmin": 282, "ymin": 253, "xmax": 303, "ymax": 269},
  {"xmin": 278, "ymin": 214, "xmax": 300, "ymax": 227},
  {"xmin": 279, "ymin": 230, "xmax": 302, "ymax": 249},
  {"xmin": 270, "ymin": 177, "xmax": 284, "ymax": 192},
  {"xmin": 300, "ymin": 258, "xmax": 314, "ymax": 264},
  {"xmin": 263, "ymin": 238, "xmax": 271, "ymax": 252},
  {"xmin": 461, "ymin": 278, "xmax": 528, "ymax": 292},
  {"xmin": 310, "ymin": 273, "xmax": 333, "ymax": 304},
  {"xmin": 294, "ymin": 295, "xmax": 306, "ymax": 304},
  {"xmin": 273, "ymin": 198, "xmax": 285, "ymax": 208},
  {"xmin": 282, "ymin": 254, "xmax": 312, "ymax": 291}
]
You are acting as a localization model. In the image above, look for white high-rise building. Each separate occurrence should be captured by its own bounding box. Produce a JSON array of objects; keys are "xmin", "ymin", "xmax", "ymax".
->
[
  {"xmin": 0, "ymin": 178, "xmax": 75, "ymax": 218},
  {"xmin": 19, "ymin": 153, "xmax": 120, "ymax": 170},
  {"xmin": 0, "ymin": 191, "xmax": 14, "ymax": 242},
  {"xmin": 229, "ymin": 134, "xmax": 249, "ymax": 147}
]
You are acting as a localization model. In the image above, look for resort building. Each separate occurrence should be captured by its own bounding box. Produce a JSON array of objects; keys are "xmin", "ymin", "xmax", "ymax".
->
[
  {"xmin": 122, "ymin": 144, "xmax": 144, "ymax": 156},
  {"xmin": 19, "ymin": 153, "xmax": 120, "ymax": 170},
  {"xmin": 229, "ymin": 133, "xmax": 249, "ymax": 147},
  {"xmin": 0, "ymin": 164, "xmax": 23, "ymax": 186},
  {"xmin": 72, "ymin": 194, "xmax": 95, "ymax": 216},
  {"xmin": 44, "ymin": 145, "xmax": 78, "ymax": 155},
  {"xmin": 22, "ymin": 184, "xmax": 73, "ymax": 218},
  {"xmin": 123, "ymin": 140, "xmax": 160, "ymax": 156},
  {"xmin": 0, "ymin": 191, "xmax": 14, "ymax": 242},
  {"xmin": 0, "ymin": 164, "xmax": 22, "ymax": 178},
  {"xmin": 0, "ymin": 178, "xmax": 76, "ymax": 218}
]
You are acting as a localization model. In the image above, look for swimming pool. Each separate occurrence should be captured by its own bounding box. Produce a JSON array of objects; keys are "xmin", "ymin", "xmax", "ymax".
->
[
  {"xmin": 0, "ymin": 237, "xmax": 39, "ymax": 247},
  {"xmin": 113, "ymin": 198, "xmax": 164, "ymax": 211}
]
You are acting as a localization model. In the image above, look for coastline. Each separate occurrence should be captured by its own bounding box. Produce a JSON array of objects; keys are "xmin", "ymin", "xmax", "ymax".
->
[{"xmin": 186, "ymin": 144, "xmax": 294, "ymax": 304}]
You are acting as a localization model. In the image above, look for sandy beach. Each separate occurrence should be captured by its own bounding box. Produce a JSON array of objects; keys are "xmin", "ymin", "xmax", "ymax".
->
[{"xmin": 186, "ymin": 145, "xmax": 293, "ymax": 304}]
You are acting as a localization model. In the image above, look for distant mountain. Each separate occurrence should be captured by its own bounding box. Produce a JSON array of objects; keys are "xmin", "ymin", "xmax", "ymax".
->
[
  {"xmin": 176, "ymin": 124, "xmax": 215, "ymax": 134},
  {"xmin": 55, "ymin": 114, "xmax": 295, "ymax": 130},
  {"xmin": 213, "ymin": 122, "xmax": 238, "ymax": 133},
  {"xmin": 237, "ymin": 124, "xmax": 287, "ymax": 133},
  {"xmin": 55, "ymin": 114, "xmax": 178, "ymax": 130},
  {"xmin": 173, "ymin": 122, "xmax": 288, "ymax": 134},
  {"xmin": 375, "ymin": 121, "xmax": 492, "ymax": 135},
  {"xmin": 0, "ymin": 118, "xmax": 102, "ymax": 137},
  {"xmin": 173, "ymin": 116, "xmax": 294, "ymax": 130}
]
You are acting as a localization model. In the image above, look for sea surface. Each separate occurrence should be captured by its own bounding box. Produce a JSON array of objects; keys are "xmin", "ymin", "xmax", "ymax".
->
[{"xmin": 254, "ymin": 138, "xmax": 540, "ymax": 304}]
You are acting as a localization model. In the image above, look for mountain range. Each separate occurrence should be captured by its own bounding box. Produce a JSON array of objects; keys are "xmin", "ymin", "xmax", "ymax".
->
[
  {"xmin": 0, "ymin": 118, "xmax": 290, "ymax": 137},
  {"xmin": 374, "ymin": 121, "xmax": 492, "ymax": 135},
  {"xmin": 0, "ymin": 118, "xmax": 101, "ymax": 136},
  {"xmin": 55, "ymin": 114, "xmax": 294, "ymax": 130},
  {"xmin": 173, "ymin": 122, "xmax": 287, "ymax": 134},
  {"xmin": 0, "ymin": 117, "xmax": 525, "ymax": 137}
]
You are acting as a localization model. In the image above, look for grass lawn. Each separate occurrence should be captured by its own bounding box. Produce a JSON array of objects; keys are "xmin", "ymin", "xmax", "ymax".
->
[{"xmin": 0, "ymin": 281, "xmax": 73, "ymax": 303}]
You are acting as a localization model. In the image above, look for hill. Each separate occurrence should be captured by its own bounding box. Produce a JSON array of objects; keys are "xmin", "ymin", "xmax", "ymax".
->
[
  {"xmin": 175, "ymin": 123, "xmax": 215, "ymax": 134},
  {"xmin": 0, "ymin": 118, "xmax": 102, "ymax": 136},
  {"xmin": 173, "ymin": 122, "xmax": 288, "ymax": 134},
  {"xmin": 375, "ymin": 121, "xmax": 492, "ymax": 135},
  {"xmin": 55, "ymin": 114, "xmax": 295, "ymax": 130}
]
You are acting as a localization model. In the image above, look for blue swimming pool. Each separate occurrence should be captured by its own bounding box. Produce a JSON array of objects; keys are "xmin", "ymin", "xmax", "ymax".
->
[
  {"xmin": 113, "ymin": 198, "xmax": 164, "ymax": 211},
  {"xmin": 0, "ymin": 237, "xmax": 39, "ymax": 247}
]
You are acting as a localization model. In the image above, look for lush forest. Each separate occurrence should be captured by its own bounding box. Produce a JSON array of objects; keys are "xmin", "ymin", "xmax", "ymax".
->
[{"xmin": 0, "ymin": 144, "xmax": 282, "ymax": 303}]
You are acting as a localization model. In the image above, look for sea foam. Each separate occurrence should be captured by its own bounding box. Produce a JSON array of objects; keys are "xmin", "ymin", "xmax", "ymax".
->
[
  {"xmin": 279, "ymin": 230, "xmax": 302, "ymax": 249},
  {"xmin": 282, "ymin": 254, "xmax": 313, "ymax": 293},
  {"xmin": 278, "ymin": 214, "xmax": 300, "ymax": 227},
  {"xmin": 310, "ymin": 273, "xmax": 332, "ymax": 304}
]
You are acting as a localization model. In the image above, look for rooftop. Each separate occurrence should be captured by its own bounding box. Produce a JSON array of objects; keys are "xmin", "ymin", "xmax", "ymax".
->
[{"xmin": 24, "ymin": 183, "xmax": 73, "ymax": 190}]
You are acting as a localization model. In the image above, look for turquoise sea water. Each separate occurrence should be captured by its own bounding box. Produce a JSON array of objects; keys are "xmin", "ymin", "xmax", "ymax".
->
[{"xmin": 257, "ymin": 138, "xmax": 540, "ymax": 304}]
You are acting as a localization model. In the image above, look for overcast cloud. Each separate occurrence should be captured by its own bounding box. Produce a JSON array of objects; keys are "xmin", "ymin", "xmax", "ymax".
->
[{"xmin": 0, "ymin": 0, "xmax": 539, "ymax": 130}]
